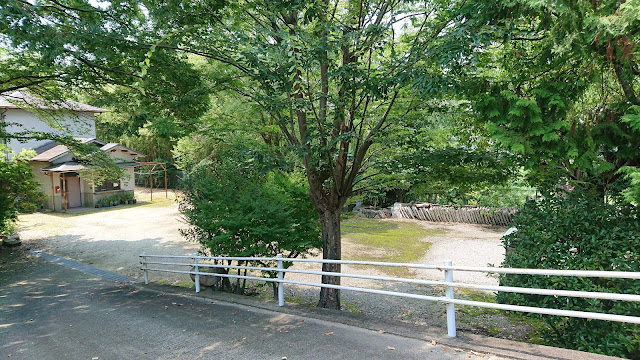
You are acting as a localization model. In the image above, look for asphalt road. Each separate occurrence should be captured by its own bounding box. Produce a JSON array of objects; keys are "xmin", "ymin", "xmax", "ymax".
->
[{"xmin": 1, "ymin": 250, "xmax": 495, "ymax": 360}]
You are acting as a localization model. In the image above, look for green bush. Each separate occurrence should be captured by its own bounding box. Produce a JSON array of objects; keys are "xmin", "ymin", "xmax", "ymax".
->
[
  {"xmin": 179, "ymin": 150, "xmax": 321, "ymax": 294},
  {"xmin": 499, "ymin": 191, "xmax": 640, "ymax": 358},
  {"xmin": 1, "ymin": 152, "xmax": 43, "ymax": 234}
]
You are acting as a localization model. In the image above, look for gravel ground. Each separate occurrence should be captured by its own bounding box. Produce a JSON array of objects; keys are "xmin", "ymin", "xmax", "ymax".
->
[
  {"xmin": 17, "ymin": 192, "xmax": 197, "ymax": 282},
  {"xmin": 18, "ymin": 196, "xmax": 530, "ymax": 338}
]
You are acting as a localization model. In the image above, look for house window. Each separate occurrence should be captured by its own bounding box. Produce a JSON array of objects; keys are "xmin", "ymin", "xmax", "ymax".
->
[{"xmin": 96, "ymin": 179, "xmax": 121, "ymax": 192}]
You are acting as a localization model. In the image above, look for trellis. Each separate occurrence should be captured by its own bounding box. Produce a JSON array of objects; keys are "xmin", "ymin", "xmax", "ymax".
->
[{"xmin": 134, "ymin": 162, "xmax": 168, "ymax": 200}]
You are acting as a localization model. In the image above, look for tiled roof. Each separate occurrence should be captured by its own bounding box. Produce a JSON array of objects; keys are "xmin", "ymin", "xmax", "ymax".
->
[
  {"xmin": 101, "ymin": 143, "xmax": 144, "ymax": 157},
  {"xmin": 31, "ymin": 138, "xmax": 113, "ymax": 162},
  {"xmin": 40, "ymin": 162, "xmax": 86, "ymax": 173},
  {"xmin": 0, "ymin": 91, "xmax": 108, "ymax": 113},
  {"xmin": 31, "ymin": 144, "xmax": 69, "ymax": 162}
]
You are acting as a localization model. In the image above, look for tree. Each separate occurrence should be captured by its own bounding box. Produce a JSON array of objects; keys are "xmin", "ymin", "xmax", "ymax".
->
[
  {"xmin": 370, "ymin": 99, "xmax": 519, "ymax": 205},
  {"xmin": 0, "ymin": 148, "xmax": 43, "ymax": 235},
  {"xmin": 1, "ymin": 0, "xmax": 486, "ymax": 308},
  {"xmin": 179, "ymin": 145, "xmax": 321, "ymax": 294},
  {"xmin": 93, "ymin": 51, "xmax": 211, "ymax": 166},
  {"xmin": 470, "ymin": 0, "xmax": 640, "ymax": 195},
  {"xmin": 143, "ymin": 0, "xmax": 488, "ymax": 309}
]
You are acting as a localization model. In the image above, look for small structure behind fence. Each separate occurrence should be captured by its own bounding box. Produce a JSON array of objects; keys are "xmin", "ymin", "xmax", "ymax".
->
[
  {"xmin": 386, "ymin": 203, "xmax": 519, "ymax": 226},
  {"xmin": 140, "ymin": 253, "xmax": 640, "ymax": 339}
]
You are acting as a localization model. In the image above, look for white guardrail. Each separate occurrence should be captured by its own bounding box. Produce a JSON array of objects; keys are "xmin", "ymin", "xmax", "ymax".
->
[{"xmin": 139, "ymin": 253, "xmax": 640, "ymax": 338}]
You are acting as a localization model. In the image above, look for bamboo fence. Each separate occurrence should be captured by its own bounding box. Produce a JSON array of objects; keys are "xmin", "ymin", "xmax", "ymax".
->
[{"xmin": 391, "ymin": 203, "xmax": 518, "ymax": 226}]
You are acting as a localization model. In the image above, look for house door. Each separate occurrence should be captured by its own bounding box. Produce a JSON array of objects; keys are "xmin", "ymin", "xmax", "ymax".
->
[{"xmin": 65, "ymin": 176, "xmax": 82, "ymax": 208}]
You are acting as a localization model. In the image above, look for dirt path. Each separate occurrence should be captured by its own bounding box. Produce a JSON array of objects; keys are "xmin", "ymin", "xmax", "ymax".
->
[
  {"xmin": 18, "ymin": 202, "xmax": 506, "ymax": 289},
  {"xmin": 412, "ymin": 220, "xmax": 506, "ymax": 286},
  {"xmin": 18, "ymin": 201, "xmax": 198, "ymax": 281}
]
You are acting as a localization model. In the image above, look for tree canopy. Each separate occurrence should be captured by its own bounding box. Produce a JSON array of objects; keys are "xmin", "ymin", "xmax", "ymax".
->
[
  {"xmin": 4, "ymin": 0, "xmax": 640, "ymax": 315},
  {"xmin": 470, "ymin": 0, "xmax": 640, "ymax": 194}
]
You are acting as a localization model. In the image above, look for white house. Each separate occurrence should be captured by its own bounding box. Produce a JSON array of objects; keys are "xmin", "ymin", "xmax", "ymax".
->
[
  {"xmin": 1, "ymin": 92, "xmax": 143, "ymax": 211},
  {"xmin": 0, "ymin": 92, "xmax": 102, "ymax": 156}
]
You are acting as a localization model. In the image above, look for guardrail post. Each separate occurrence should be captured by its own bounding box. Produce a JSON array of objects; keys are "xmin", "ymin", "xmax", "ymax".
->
[
  {"xmin": 142, "ymin": 252, "xmax": 149, "ymax": 284},
  {"xmin": 444, "ymin": 260, "xmax": 456, "ymax": 337},
  {"xmin": 276, "ymin": 254, "xmax": 284, "ymax": 307},
  {"xmin": 193, "ymin": 252, "xmax": 200, "ymax": 293}
]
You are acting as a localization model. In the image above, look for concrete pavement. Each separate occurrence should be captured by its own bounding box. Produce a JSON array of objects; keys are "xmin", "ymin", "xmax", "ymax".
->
[
  {"xmin": 0, "ymin": 250, "xmax": 495, "ymax": 359},
  {"xmin": 0, "ymin": 249, "xmax": 621, "ymax": 360}
]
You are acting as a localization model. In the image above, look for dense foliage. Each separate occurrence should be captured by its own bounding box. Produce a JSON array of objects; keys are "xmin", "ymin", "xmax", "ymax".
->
[
  {"xmin": 471, "ymin": 0, "xmax": 640, "ymax": 195},
  {"xmin": 0, "ymin": 149, "xmax": 43, "ymax": 235},
  {"xmin": 179, "ymin": 147, "xmax": 321, "ymax": 292},
  {"xmin": 499, "ymin": 192, "xmax": 640, "ymax": 358}
]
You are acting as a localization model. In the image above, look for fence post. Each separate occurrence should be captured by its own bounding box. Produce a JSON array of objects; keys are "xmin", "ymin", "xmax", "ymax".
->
[
  {"xmin": 142, "ymin": 252, "xmax": 149, "ymax": 284},
  {"xmin": 444, "ymin": 260, "xmax": 456, "ymax": 337},
  {"xmin": 193, "ymin": 252, "xmax": 200, "ymax": 293},
  {"xmin": 276, "ymin": 254, "xmax": 284, "ymax": 307}
]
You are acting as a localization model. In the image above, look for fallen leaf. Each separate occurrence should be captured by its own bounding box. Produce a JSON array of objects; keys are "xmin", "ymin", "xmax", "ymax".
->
[
  {"xmin": 164, "ymin": 306, "xmax": 169, "ymax": 310},
  {"xmin": 455, "ymin": 348, "xmax": 464, "ymax": 352},
  {"xmin": 210, "ymin": 301, "xmax": 216, "ymax": 304},
  {"xmin": 377, "ymin": 329, "xmax": 386, "ymax": 334},
  {"xmin": 242, "ymin": 337, "xmax": 247, "ymax": 340},
  {"xmin": 324, "ymin": 332, "xmax": 333, "ymax": 335},
  {"xmin": 232, "ymin": 311, "xmax": 238, "ymax": 315},
  {"xmin": 443, "ymin": 346, "xmax": 451, "ymax": 352},
  {"xmin": 91, "ymin": 357, "xmax": 99, "ymax": 360},
  {"xmin": 431, "ymin": 340, "xmax": 437, "ymax": 346},
  {"xmin": 196, "ymin": 332, "xmax": 201, "ymax": 335},
  {"xmin": 387, "ymin": 346, "xmax": 395, "ymax": 350},
  {"xmin": 7, "ymin": 355, "xmax": 12, "ymax": 358}
]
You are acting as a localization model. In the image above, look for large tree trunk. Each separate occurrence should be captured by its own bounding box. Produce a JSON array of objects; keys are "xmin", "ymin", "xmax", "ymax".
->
[{"xmin": 317, "ymin": 207, "xmax": 342, "ymax": 310}]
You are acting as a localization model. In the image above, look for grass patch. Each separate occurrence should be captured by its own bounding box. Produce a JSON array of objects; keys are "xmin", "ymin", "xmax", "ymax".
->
[
  {"xmin": 342, "ymin": 216, "xmax": 443, "ymax": 263},
  {"xmin": 342, "ymin": 302, "xmax": 361, "ymax": 314},
  {"xmin": 341, "ymin": 216, "xmax": 444, "ymax": 277}
]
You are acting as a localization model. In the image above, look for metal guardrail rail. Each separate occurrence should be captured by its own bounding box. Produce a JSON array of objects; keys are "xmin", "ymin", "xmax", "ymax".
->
[{"xmin": 139, "ymin": 253, "xmax": 640, "ymax": 338}]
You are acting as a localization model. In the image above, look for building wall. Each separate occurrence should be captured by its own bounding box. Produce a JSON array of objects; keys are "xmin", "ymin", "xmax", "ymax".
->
[
  {"xmin": 29, "ymin": 162, "xmax": 62, "ymax": 210},
  {"xmin": 106, "ymin": 148, "xmax": 139, "ymax": 163},
  {"xmin": 3, "ymin": 108, "xmax": 97, "ymax": 154},
  {"xmin": 121, "ymin": 167, "xmax": 135, "ymax": 191},
  {"xmin": 81, "ymin": 177, "xmax": 94, "ymax": 207}
]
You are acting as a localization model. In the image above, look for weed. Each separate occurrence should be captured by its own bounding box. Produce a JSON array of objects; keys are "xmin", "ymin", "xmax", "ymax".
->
[
  {"xmin": 341, "ymin": 217, "xmax": 444, "ymax": 276},
  {"xmin": 343, "ymin": 302, "xmax": 361, "ymax": 314}
]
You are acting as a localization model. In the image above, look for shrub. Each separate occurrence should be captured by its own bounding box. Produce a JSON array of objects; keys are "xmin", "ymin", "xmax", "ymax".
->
[
  {"xmin": 1, "ymin": 152, "xmax": 43, "ymax": 234},
  {"xmin": 179, "ymin": 152, "xmax": 321, "ymax": 294},
  {"xmin": 499, "ymin": 191, "xmax": 640, "ymax": 358}
]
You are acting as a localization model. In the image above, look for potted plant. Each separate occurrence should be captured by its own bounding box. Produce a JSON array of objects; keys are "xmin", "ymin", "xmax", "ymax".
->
[
  {"xmin": 96, "ymin": 197, "xmax": 108, "ymax": 208},
  {"xmin": 124, "ymin": 193, "xmax": 135, "ymax": 204}
]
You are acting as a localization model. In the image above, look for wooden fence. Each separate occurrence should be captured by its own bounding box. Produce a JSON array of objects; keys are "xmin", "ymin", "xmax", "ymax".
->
[{"xmin": 390, "ymin": 203, "xmax": 518, "ymax": 226}]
